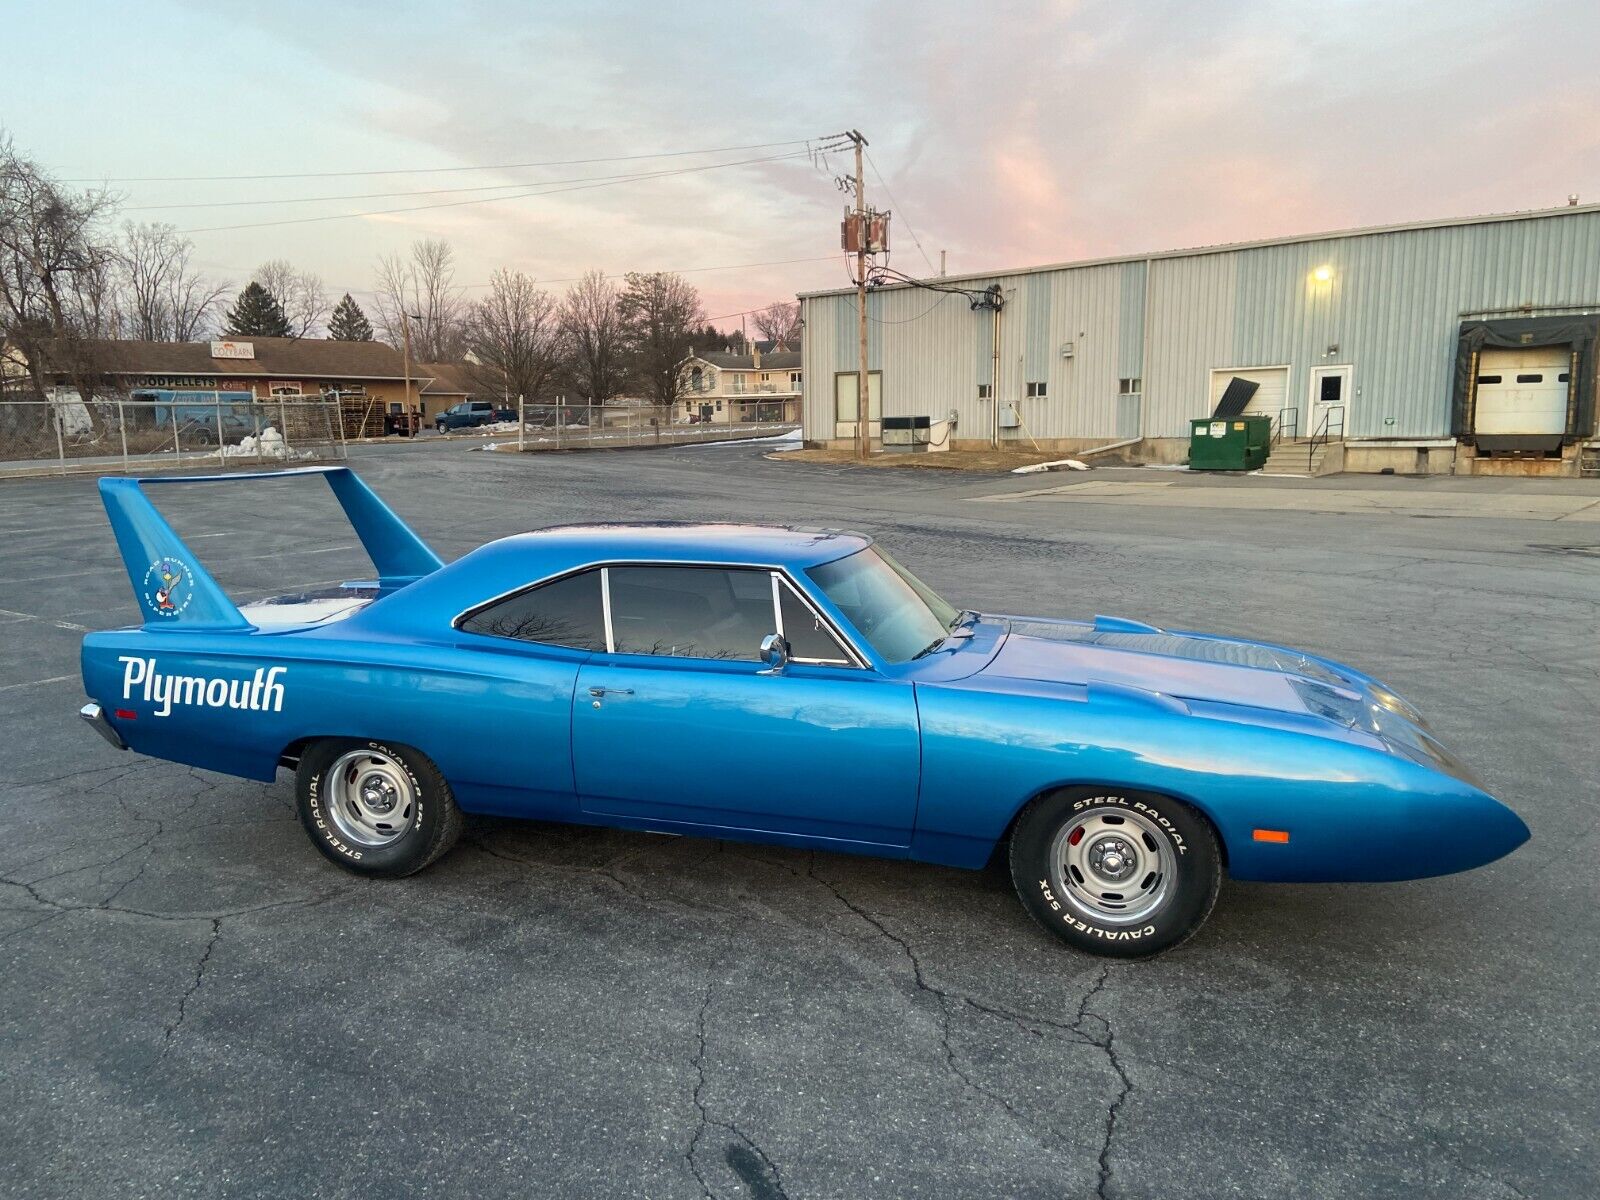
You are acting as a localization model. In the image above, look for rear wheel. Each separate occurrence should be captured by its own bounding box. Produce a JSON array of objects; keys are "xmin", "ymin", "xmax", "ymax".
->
[
  {"xmin": 1009, "ymin": 787, "xmax": 1221, "ymax": 958},
  {"xmin": 295, "ymin": 738, "xmax": 462, "ymax": 877}
]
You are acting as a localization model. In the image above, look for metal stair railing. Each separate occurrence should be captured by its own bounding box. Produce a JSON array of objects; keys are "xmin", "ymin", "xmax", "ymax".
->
[
  {"xmin": 1308, "ymin": 404, "xmax": 1345, "ymax": 473},
  {"xmin": 1272, "ymin": 406, "xmax": 1298, "ymax": 448}
]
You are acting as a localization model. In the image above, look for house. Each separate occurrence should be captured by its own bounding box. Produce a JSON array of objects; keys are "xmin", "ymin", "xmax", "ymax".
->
[
  {"xmin": 677, "ymin": 348, "xmax": 802, "ymax": 424},
  {"xmin": 417, "ymin": 361, "xmax": 510, "ymax": 421},
  {"xmin": 22, "ymin": 336, "xmax": 448, "ymax": 414}
]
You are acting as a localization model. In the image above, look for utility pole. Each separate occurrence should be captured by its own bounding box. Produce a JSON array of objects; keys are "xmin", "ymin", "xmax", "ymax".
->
[
  {"xmin": 401, "ymin": 313, "xmax": 416, "ymax": 427},
  {"xmin": 850, "ymin": 129, "xmax": 870, "ymax": 461}
]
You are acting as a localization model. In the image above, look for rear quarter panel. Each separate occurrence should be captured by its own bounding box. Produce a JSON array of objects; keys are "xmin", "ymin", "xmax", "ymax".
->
[{"xmin": 81, "ymin": 630, "xmax": 581, "ymax": 820}]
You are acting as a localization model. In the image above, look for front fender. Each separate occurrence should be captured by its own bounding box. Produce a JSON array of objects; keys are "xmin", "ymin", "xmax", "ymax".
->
[{"xmin": 910, "ymin": 681, "xmax": 1528, "ymax": 881}]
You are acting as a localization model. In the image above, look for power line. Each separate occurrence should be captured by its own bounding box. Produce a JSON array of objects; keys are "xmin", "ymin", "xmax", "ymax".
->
[
  {"xmin": 179, "ymin": 144, "xmax": 849, "ymax": 234},
  {"xmin": 867, "ymin": 291, "xmax": 957, "ymax": 324},
  {"xmin": 65, "ymin": 138, "xmax": 827, "ymax": 183},
  {"xmin": 864, "ymin": 150, "xmax": 938, "ymax": 275},
  {"xmin": 132, "ymin": 152, "xmax": 819, "ymax": 212},
  {"xmin": 344, "ymin": 254, "xmax": 841, "ymax": 297}
]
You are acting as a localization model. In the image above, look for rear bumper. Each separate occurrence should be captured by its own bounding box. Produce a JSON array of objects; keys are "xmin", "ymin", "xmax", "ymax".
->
[{"xmin": 79, "ymin": 703, "xmax": 127, "ymax": 751}]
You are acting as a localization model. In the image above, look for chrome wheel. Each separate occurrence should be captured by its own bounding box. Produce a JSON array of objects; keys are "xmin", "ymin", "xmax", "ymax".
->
[
  {"xmin": 325, "ymin": 749, "xmax": 417, "ymax": 848},
  {"xmin": 1048, "ymin": 808, "xmax": 1176, "ymax": 925}
]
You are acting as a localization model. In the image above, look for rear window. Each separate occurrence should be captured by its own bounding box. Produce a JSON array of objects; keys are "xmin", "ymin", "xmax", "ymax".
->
[{"xmin": 459, "ymin": 570, "xmax": 605, "ymax": 649}]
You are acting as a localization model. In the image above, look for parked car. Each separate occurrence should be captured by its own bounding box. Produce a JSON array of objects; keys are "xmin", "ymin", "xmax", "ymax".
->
[
  {"xmin": 174, "ymin": 411, "xmax": 256, "ymax": 446},
  {"xmin": 434, "ymin": 401, "xmax": 514, "ymax": 431},
  {"xmin": 78, "ymin": 467, "xmax": 1529, "ymax": 958}
]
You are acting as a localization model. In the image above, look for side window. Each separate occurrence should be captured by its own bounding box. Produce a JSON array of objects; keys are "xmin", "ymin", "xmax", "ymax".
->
[
  {"xmin": 778, "ymin": 584, "xmax": 852, "ymax": 664},
  {"xmin": 459, "ymin": 569, "xmax": 606, "ymax": 649},
  {"xmin": 608, "ymin": 567, "xmax": 773, "ymax": 661}
]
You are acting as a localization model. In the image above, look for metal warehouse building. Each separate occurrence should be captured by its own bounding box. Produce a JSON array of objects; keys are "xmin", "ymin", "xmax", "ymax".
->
[{"xmin": 799, "ymin": 203, "xmax": 1600, "ymax": 475}]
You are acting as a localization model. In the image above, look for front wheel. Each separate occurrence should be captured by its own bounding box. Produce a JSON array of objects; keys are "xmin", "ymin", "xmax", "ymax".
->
[
  {"xmin": 1009, "ymin": 787, "xmax": 1221, "ymax": 958},
  {"xmin": 295, "ymin": 738, "xmax": 462, "ymax": 877}
]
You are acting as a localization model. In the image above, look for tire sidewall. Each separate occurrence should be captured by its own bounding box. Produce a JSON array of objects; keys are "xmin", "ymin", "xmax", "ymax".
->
[
  {"xmin": 298, "ymin": 738, "xmax": 437, "ymax": 876},
  {"xmin": 1011, "ymin": 787, "xmax": 1219, "ymax": 958}
]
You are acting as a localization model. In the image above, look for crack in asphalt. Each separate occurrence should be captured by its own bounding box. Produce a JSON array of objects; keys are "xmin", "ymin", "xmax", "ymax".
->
[
  {"xmin": 684, "ymin": 980, "xmax": 788, "ymax": 1200},
  {"xmin": 1074, "ymin": 966, "xmax": 1131, "ymax": 1200},
  {"xmin": 160, "ymin": 916, "xmax": 222, "ymax": 1058},
  {"xmin": 803, "ymin": 857, "xmax": 1057, "ymax": 1138}
]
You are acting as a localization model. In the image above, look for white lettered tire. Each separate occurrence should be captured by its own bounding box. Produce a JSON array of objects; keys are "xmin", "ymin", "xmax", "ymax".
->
[
  {"xmin": 1009, "ymin": 787, "xmax": 1221, "ymax": 958},
  {"xmin": 296, "ymin": 738, "xmax": 462, "ymax": 878}
]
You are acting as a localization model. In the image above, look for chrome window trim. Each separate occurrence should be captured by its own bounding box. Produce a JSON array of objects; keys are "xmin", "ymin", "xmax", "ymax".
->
[
  {"xmin": 452, "ymin": 558, "xmax": 871, "ymax": 670},
  {"xmin": 773, "ymin": 574, "xmax": 856, "ymax": 667}
]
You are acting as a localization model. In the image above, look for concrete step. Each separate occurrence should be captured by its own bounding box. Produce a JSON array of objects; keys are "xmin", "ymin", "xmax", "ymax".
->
[{"xmin": 1261, "ymin": 442, "xmax": 1334, "ymax": 477}]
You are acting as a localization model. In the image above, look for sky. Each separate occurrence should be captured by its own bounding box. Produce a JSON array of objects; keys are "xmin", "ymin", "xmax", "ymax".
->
[{"xmin": 8, "ymin": 0, "xmax": 1600, "ymax": 333}]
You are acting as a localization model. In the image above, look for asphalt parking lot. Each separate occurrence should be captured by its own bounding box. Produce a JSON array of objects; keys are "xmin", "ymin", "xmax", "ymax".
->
[{"xmin": 2, "ymin": 440, "xmax": 1596, "ymax": 1199}]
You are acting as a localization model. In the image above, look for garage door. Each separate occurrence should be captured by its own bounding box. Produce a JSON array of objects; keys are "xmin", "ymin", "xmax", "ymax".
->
[
  {"xmin": 1210, "ymin": 367, "xmax": 1288, "ymax": 420},
  {"xmin": 1475, "ymin": 347, "xmax": 1570, "ymax": 435}
]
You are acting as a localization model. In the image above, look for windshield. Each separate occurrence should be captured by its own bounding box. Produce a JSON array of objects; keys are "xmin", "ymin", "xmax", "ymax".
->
[{"xmin": 808, "ymin": 547, "xmax": 961, "ymax": 663}]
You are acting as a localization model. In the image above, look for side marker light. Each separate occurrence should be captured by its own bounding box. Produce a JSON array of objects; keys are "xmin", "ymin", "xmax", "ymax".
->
[{"xmin": 1253, "ymin": 829, "xmax": 1290, "ymax": 843}]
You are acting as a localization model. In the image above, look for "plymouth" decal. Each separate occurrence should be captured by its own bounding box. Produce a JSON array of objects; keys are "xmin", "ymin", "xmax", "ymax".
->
[{"xmin": 119, "ymin": 656, "xmax": 285, "ymax": 718}]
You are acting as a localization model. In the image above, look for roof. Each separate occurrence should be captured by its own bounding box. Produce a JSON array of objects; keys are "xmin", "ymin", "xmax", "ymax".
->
[
  {"xmin": 495, "ymin": 522, "xmax": 868, "ymax": 567},
  {"xmin": 351, "ymin": 523, "xmax": 874, "ymax": 640},
  {"xmin": 37, "ymin": 337, "xmax": 416, "ymax": 381},
  {"xmin": 696, "ymin": 351, "xmax": 803, "ymax": 370},
  {"xmin": 418, "ymin": 361, "xmax": 501, "ymax": 397},
  {"xmin": 799, "ymin": 200, "xmax": 1600, "ymax": 299}
]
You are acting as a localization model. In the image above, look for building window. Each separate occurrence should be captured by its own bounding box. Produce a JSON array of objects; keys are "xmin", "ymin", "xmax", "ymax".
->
[
  {"xmin": 1119, "ymin": 377, "xmax": 1142, "ymax": 394},
  {"xmin": 270, "ymin": 382, "xmax": 303, "ymax": 397},
  {"xmin": 790, "ymin": 371, "xmax": 802, "ymax": 387},
  {"xmin": 978, "ymin": 383, "xmax": 992, "ymax": 399},
  {"xmin": 388, "ymin": 402, "xmax": 402, "ymax": 414},
  {"xmin": 1026, "ymin": 382, "xmax": 1047, "ymax": 398}
]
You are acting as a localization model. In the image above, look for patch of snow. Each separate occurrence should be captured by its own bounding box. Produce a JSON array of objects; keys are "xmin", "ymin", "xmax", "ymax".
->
[
  {"xmin": 221, "ymin": 427, "xmax": 311, "ymax": 460},
  {"xmin": 683, "ymin": 428, "xmax": 803, "ymax": 450}
]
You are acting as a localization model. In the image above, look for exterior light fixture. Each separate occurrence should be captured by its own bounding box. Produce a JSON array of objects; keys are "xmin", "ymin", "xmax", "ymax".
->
[{"xmin": 1312, "ymin": 265, "xmax": 1333, "ymax": 283}]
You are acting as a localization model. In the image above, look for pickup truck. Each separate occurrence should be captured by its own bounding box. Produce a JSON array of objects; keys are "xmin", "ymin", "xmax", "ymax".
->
[{"xmin": 434, "ymin": 401, "xmax": 515, "ymax": 432}]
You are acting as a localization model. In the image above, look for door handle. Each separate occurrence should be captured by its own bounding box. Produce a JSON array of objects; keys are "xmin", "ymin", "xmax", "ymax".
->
[{"xmin": 588, "ymin": 686, "xmax": 634, "ymax": 697}]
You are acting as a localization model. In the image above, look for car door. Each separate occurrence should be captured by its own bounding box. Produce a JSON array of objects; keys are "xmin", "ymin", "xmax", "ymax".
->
[
  {"xmin": 572, "ymin": 564, "xmax": 921, "ymax": 848},
  {"xmin": 447, "ymin": 568, "xmax": 610, "ymax": 819}
]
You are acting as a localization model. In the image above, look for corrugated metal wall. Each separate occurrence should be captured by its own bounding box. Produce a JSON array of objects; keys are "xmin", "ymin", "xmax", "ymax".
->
[{"xmin": 802, "ymin": 208, "xmax": 1600, "ymax": 442}]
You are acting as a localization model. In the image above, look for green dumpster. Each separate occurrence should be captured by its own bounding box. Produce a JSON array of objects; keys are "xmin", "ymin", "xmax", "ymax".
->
[{"xmin": 1188, "ymin": 415, "xmax": 1270, "ymax": 471}]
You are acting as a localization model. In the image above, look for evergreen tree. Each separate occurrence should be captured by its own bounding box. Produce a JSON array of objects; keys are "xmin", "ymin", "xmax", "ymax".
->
[
  {"xmin": 224, "ymin": 281, "xmax": 291, "ymax": 337},
  {"xmin": 327, "ymin": 293, "xmax": 375, "ymax": 341}
]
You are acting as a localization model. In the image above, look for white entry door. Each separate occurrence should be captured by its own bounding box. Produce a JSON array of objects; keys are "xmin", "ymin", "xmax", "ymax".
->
[{"xmin": 1308, "ymin": 365, "xmax": 1351, "ymax": 437}]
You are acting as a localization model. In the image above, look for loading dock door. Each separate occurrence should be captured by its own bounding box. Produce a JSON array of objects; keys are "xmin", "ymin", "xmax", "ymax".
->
[
  {"xmin": 1475, "ymin": 347, "xmax": 1570, "ymax": 436},
  {"xmin": 1210, "ymin": 367, "xmax": 1289, "ymax": 422}
]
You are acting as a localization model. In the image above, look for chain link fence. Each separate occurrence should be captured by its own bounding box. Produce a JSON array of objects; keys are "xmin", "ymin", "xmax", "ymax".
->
[
  {"xmin": 0, "ymin": 391, "xmax": 348, "ymax": 477},
  {"xmin": 510, "ymin": 398, "xmax": 799, "ymax": 451}
]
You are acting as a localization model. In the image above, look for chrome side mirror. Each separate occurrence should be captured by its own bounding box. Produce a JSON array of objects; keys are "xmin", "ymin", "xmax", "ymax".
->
[{"xmin": 758, "ymin": 633, "xmax": 789, "ymax": 674}]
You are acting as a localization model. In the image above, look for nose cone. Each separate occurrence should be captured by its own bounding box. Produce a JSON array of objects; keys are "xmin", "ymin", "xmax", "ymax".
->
[{"xmin": 1439, "ymin": 789, "xmax": 1530, "ymax": 876}]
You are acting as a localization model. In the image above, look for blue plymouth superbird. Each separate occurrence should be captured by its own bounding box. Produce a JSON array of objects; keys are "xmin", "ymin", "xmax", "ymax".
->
[{"xmin": 79, "ymin": 467, "xmax": 1528, "ymax": 957}]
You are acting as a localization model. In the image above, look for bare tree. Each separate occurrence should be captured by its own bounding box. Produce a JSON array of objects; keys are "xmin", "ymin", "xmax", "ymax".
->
[
  {"xmin": 618, "ymin": 271, "xmax": 704, "ymax": 405},
  {"xmin": 374, "ymin": 239, "xmax": 467, "ymax": 360},
  {"xmin": 751, "ymin": 300, "xmax": 800, "ymax": 350},
  {"xmin": 256, "ymin": 258, "xmax": 327, "ymax": 338},
  {"xmin": 559, "ymin": 270, "xmax": 627, "ymax": 404},
  {"xmin": 118, "ymin": 222, "xmax": 228, "ymax": 341},
  {"xmin": 0, "ymin": 131, "xmax": 120, "ymax": 412},
  {"xmin": 470, "ymin": 269, "xmax": 560, "ymax": 403}
]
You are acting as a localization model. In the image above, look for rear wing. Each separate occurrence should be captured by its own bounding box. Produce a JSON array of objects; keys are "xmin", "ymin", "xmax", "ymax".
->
[{"xmin": 99, "ymin": 466, "xmax": 443, "ymax": 632}]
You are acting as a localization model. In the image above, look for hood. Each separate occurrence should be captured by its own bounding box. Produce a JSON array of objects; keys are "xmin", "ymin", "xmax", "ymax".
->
[{"xmin": 985, "ymin": 615, "xmax": 1369, "ymax": 715}]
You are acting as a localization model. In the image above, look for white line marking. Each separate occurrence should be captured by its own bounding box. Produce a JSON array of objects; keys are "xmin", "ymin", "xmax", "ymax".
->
[
  {"xmin": 0, "ymin": 674, "xmax": 76, "ymax": 692},
  {"xmin": 0, "ymin": 608, "xmax": 89, "ymax": 632}
]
